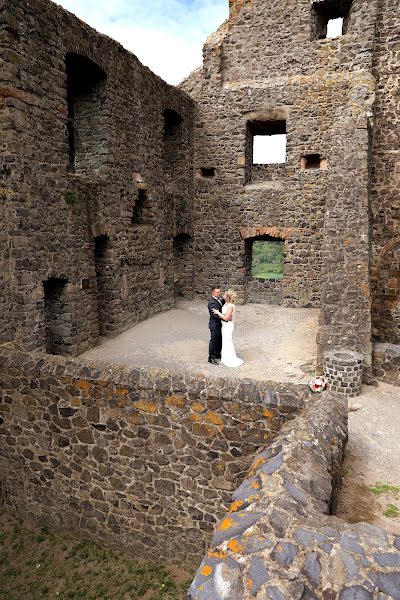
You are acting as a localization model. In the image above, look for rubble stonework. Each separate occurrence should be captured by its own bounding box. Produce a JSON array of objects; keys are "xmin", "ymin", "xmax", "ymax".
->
[
  {"xmin": 373, "ymin": 343, "xmax": 400, "ymax": 387},
  {"xmin": 188, "ymin": 393, "xmax": 400, "ymax": 599},
  {"xmin": 1, "ymin": 0, "xmax": 399, "ymax": 368},
  {"xmin": 0, "ymin": 0, "xmax": 194, "ymax": 354},
  {"xmin": 0, "ymin": 343, "xmax": 307, "ymax": 567}
]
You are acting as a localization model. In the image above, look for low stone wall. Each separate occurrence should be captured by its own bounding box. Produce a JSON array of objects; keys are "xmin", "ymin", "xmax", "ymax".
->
[
  {"xmin": 373, "ymin": 343, "xmax": 400, "ymax": 386},
  {"xmin": 0, "ymin": 343, "xmax": 308, "ymax": 568},
  {"xmin": 188, "ymin": 392, "xmax": 400, "ymax": 599},
  {"xmin": 246, "ymin": 278, "xmax": 283, "ymax": 305}
]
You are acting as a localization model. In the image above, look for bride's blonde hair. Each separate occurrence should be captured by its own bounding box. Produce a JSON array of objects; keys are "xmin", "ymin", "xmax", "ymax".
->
[{"xmin": 226, "ymin": 289, "xmax": 237, "ymax": 303}]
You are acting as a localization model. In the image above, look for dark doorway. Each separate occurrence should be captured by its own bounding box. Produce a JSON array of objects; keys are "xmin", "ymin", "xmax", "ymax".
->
[
  {"xmin": 94, "ymin": 235, "xmax": 112, "ymax": 336},
  {"xmin": 173, "ymin": 234, "xmax": 192, "ymax": 299},
  {"xmin": 43, "ymin": 278, "xmax": 69, "ymax": 355}
]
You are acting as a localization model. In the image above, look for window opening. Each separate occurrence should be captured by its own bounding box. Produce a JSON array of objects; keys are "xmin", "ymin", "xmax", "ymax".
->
[
  {"xmin": 311, "ymin": 0, "xmax": 352, "ymax": 40},
  {"xmin": 251, "ymin": 240, "xmax": 284, "ymax": 280},
  {"xmin": 66, "ymin": 53, "xmax": 107, "ymax": 174},
  {"xmin": 200, "ymin": 167, "xmax": 216, "ymax": 178},
  {"xmin": 248, "ymin": 120, "xmax": 287, "ymax": 165},
  {"xmin": 301, "ymin": 154, "xmax": 327, "ymax": 170}
]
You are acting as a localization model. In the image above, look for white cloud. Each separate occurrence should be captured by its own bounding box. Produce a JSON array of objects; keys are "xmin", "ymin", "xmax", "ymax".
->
[{"xmin": 55, "ymin": 0, "xmax": 228, "ymax": 84}]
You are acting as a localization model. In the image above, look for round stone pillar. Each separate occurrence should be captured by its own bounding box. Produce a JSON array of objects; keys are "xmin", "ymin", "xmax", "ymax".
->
[{"xmin": 324, "ymin": 349, "xmax": 364, "ymax": 398}]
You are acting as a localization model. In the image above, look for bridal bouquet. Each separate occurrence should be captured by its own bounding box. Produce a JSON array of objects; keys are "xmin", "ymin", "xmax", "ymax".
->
[{"xmin": 308, "ymin": 375, "xmax": 327, "ymax": 393}]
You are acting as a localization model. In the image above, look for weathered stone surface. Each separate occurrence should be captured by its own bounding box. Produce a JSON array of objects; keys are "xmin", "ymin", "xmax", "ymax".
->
[{"xmin": 0, "ymin": 345, "xmax": 303, "ymax": 568}]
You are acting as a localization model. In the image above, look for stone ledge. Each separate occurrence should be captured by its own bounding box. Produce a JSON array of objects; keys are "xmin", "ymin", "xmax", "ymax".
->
[{"xmin": 187, "ymin": 392, "xmax": 400, "ymax": 599}]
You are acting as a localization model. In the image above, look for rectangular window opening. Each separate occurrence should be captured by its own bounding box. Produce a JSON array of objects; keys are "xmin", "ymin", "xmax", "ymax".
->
[
  {"xmin": 249, "ymin": 120, "xmax": 287, "ymax": 165},
  {"xmin": 327, "ymin": 17, "xmax": 344, "ymax": 38},
  {"xmin": 251, "ymin": 240, "xmax": 284, "ymax": 280},
  {"xmin": 311, "ymin": 1, "xmax": 351, "ymax": 40},
  {"xmin": 200, "ymin": 167, "xmax": 216, "ymax": 178},
  {"xmin": 131, "ymin": 188, "xmax": 151, "ymax": 226},
  {"xmin": 301, "ymin": 154, "xmax": 327, "ymax": 170}
]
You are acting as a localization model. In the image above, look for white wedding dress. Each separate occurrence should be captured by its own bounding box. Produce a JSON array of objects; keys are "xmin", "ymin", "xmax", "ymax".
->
[{"xmin": 221, "ymin": 303, "xmax": 244, "ymax": 368}]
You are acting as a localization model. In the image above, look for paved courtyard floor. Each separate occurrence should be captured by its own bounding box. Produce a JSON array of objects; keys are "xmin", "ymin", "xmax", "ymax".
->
[
  {"xmin": 336, "ymin": 382, "xmax": 400, "ymax": 534},
  {"xmin": 81, "ymin": 300, "xmax": 319, "ymax": 383}
]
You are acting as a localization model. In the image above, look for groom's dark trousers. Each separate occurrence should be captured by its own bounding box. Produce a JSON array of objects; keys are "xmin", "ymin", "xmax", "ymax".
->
[{"xmin": 208, "ymin": 297, "xmax": 225, "ymax": 359}]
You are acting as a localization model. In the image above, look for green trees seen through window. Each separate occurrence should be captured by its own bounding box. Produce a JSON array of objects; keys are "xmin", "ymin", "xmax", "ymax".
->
[{"xmin": 251, "ymin": 240, "xmax": 284, "ymax": 279}]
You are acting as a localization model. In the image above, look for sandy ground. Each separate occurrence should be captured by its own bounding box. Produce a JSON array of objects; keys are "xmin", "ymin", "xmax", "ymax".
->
[
  {"xmin": 81, "ymin": 300, "xmax": 319, "ymax": 383},
  {"xmin": 336, "ymin": 382, "xmax": 400, "ymax": 534}
]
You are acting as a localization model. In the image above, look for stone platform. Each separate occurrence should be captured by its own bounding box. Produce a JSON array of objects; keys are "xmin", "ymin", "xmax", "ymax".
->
[{"xmin": 81, "ymin": 301, "xmax": 319, "ymax": 384}]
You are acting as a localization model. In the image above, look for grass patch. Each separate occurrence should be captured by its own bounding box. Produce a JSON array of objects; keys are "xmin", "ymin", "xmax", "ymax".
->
[
  {"xmin": 384, "ymin": 504, "xmax": 400, "ymax": 518},
  {"xmin": 0, "ymin": 516, "xmax": 192, "ymax": 600},
  {"xmin": 370, "ymin": 482, "xmax": 400, "ymax": 496}
]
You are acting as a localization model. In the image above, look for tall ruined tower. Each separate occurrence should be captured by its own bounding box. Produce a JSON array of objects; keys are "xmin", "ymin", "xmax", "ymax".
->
[{"xmin": 181, "ymin": 0, "xmax": 399, "ymax": 373}]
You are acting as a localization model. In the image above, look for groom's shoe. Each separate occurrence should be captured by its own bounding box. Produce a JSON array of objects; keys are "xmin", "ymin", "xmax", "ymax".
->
[{"xmin": 208, "ymin": 358, "xmax": 218, "ymax": 365}]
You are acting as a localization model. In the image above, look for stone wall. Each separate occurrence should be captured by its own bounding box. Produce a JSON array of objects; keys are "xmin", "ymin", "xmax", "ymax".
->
[
  {"xmin": 245, "ymin": 278, "xmax": 283, "ymax": 306},
  {"xmin": 0, "ymin": 0, "xmax": 194, "ymax": 354},
  {"xmin": 180, "ymin": 0, "xmax": 379, "ymax": 371},
  {"xmin": 188, "ymin": 391, "xmax": 400, "ymax": 599},
  {"xmin": 0, "ymin": 343, "xmax": 308, "ymax": 567},
  {"xmin": 373, "ymin": 343, "xmax": 400, "ymax": 387},
  {"xmin": 370, "ymin": 0, "xmax": 400, "ymax": 345}
]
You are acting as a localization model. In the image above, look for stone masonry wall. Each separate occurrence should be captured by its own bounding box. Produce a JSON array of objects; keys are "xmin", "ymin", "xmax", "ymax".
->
[
  {"xmin": 0, "ymin": 0, "xmax": 194, "ymax": 354},
  {"xmin": 0, "ymin": 343, "xmax": 308, "ymax": 568},
  {"xmin": 370, "ymin": 0, "xmax": 400, "ymax": 345},
  {"xmin": 181, "ymin": 0, "xmax": 378, "ymax": 370},
  {"xmin": 188, "ymin": 392, "xmax": 400, "ymax": 599}
]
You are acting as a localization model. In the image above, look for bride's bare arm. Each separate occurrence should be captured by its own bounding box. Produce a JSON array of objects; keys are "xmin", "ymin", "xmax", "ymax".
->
[{"xmin": 212, "ymin": 304, "xmax": 234, "ymax": 321}]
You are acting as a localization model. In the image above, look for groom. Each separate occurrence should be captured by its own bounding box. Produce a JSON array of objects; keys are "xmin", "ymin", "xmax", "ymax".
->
[{"xmin": 208, "ymin": 286, "xmax": 225, "ymax": 364}]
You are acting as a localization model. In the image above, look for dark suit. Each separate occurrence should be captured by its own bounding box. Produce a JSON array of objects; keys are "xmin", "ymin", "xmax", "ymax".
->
[{"xmin": 208, "ymin": 297, "xmax": 225, "ymax": 359}]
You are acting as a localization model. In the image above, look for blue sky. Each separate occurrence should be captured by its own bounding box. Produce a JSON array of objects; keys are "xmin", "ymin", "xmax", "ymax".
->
[{"xmin": 55, "ymin": 0, "xmax": 228, "ymax": 84}]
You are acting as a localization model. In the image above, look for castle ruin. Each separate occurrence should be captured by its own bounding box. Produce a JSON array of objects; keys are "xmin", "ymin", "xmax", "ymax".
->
[{"xmin": 1, "ymin": 0, "xmax": 400, "ymax": 597}]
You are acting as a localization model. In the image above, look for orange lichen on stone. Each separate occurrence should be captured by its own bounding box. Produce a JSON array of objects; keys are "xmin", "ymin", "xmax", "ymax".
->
[
  {"xmin": 134, "ymin": 400, "xmax": 157, "ymax": 413},
  {"xmin": 263, "ymin": 408, "xmax": 274, "ymax": 419},
  {"xmin": 208, "ymin": 549, "xmax": 227, "ymax": 560},
  {"xmin": 191, "ymin": 402, "xmax": 205, "ymax": 413},
  {"xmin": 76, "ymin": 379, "xmax": 91, "ymax": 392},
  {"xmin": 218, "ymin": 517, "xmax": 234, "ymax": 531},
  {"xmin": 204, "ymin": 411, "xmax": 224, "ymax": 427},
  {"xmin": 193, "ymin": 422, "xmax": 218, "ymax": 438},
  {"xmin": 229, "ymin": 500, "xmax": 243, "ymax": 513},
  {"xmin": 247, "ymin": 578, "xmax": 253, "ymax": 589},
  {"xmin": 247, "ymin": 494, "xmax": 260, "ymax": 503},
  {"xmin": 188, "ymin": 413, "xmax": 201, "ymax": 423},
  {"xmin": 166, "ymin": 395, "xmax": 186, "ymax": 408},
  {"xmin": 252, "ymin": 481, "xmax": 260, "ymax": 490},
  {"xmin": 201, "ymin": 565, "xmax": 213, "ymax": 577},
  {"xmin": 249, "ymin": 456, "xmax": 266, "ymax": 476},
  {"xmin": 116, "ymin": 388, "xmax": 129, "ymax": 396},
  {"xmin": 128, "ymin": 413, "xmax": 142, "ymax": 424},
  {"xmin": 227, "ymin": 539, "xmax": 244, "ymax": 553}
]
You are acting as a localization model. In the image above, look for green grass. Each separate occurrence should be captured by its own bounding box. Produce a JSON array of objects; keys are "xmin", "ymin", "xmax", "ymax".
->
[
  {"xmin": 252, "ymin": 270, "xmax": 284, "ymax": 280},
  {"xmin": 384, "ymin": 504, "xmax": 400, "ymax": 518},
  {"xmin": 0, "ymin": 517, "xmax": 192, "ymax": 600},
  {"xmin": 370, "ymin": 482, "xmax": 400, "ymax": 496}
]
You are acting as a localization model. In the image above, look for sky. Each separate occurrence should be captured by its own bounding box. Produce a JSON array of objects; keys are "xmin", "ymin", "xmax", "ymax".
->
[{"xmin": 55, "ymin": 0, "xmax": 228, "ymax": 84}]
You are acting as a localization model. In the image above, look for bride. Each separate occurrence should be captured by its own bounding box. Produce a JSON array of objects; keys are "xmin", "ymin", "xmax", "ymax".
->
[{"xmin": 212, "ymin": 289, "xmax": 244, "ymax": 368}]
